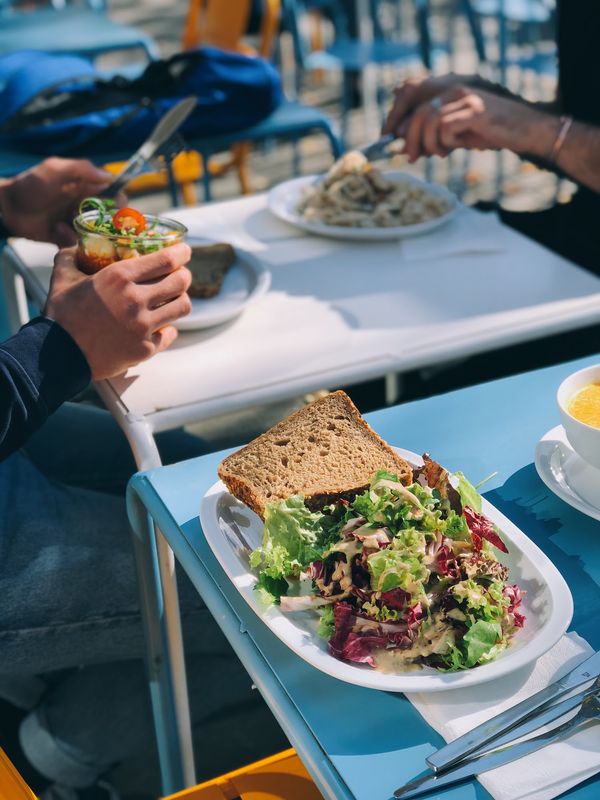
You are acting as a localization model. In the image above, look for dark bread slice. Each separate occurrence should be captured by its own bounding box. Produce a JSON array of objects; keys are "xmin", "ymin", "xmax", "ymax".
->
[
  {"xmin": 188, "ymin": 243, "xmax": 235, "ymax": 298},
  {"xmin": 218, "ymin": 390, "xmax": 413, "ymax": 519}
]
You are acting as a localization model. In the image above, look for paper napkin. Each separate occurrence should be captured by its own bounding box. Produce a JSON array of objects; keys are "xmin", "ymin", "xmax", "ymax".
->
[
  {"xmin": 406, "ymin": 633, "xmax": 599, "ymax": 800},
  {"xmin": 400, "ymin": 206, "xmax": 511, "ymax": 262}
]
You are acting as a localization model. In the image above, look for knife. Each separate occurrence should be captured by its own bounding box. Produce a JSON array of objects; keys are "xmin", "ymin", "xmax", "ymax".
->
[
  {"xmin": 394, "ymin": 692, "xmax": 600, "ymax": 798},
  {"xmin": 460, "ymin": 676, "xmax": 600, "ymax": 759},
  {"xmin": 359, "ymin": 132, "xmax": 395, "ymax": 162},
  {"xmin": 103, "ymin": 96, "xmax": 197, "ymax": 198},
  {"xmin": 426, "ymin": 649, "xmax": 600, "ymax": 773}
]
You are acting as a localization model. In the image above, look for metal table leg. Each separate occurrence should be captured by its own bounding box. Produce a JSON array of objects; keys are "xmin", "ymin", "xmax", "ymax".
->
[{"xmin": 96, "ymin": 386, "xmax": 196, "ymax": 794}]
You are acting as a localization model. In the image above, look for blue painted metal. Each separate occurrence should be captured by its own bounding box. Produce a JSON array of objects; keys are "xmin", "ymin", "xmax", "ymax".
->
[
  {"xmin": 190, "ymin": 99, "xmax": 343, "ymax": 202},
  {"xmin": 127, "ymin": 353, "xmax": 600, "ymax": 799},
  {"xmin": 0, "ymin": 6, "xmax": 158, "ymax": 60},
  {"xmin": 286, "ymin": 0, "xmax": 449, "ymax": 144}
]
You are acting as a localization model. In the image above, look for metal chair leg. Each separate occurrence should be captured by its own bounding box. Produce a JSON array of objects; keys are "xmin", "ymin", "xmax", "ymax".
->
[
  {"xmin": 165, "ymin": 159, "xmax": 180, "ymax": 207},
  {"xmin": 201, "ymin": 152, "xmax": 213, "ymax": 203}
]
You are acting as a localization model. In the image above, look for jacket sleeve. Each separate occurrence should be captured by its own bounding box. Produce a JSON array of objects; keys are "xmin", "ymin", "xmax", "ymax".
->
[{"xmin": 0, "ymin": 317, "xmax": 91, "ymax": 460}]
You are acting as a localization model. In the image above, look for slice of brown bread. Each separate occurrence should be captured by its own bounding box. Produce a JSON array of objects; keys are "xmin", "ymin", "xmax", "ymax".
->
[
  {"xmin": 218, "ymin": 390, "xmax": 413, "ymax": 519},
  {"xmin": 188, "ymin": 243, "xmax": 236, "ymax": 298}
]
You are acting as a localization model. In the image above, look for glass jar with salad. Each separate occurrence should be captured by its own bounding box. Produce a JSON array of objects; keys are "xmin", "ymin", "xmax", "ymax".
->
[{"xmin": 74, "ymin": 198, "xmax": 188, "ymax": 275}]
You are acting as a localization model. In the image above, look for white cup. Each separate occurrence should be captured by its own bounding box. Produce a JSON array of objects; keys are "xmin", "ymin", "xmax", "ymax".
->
[{"xmin": 557, "ymin": 365, "xmax": 600, "ymax": 470}]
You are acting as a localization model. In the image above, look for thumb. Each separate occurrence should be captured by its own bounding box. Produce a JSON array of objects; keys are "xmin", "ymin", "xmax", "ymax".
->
[
  {"xmin": 52, "ymin": 221, "xmax": 77, "ymax": 248},
  {"xmin": 50, "ymin": 246, "xmax": 85, "ymax": 291},
  {"xmin": 151, "ymin": 325, "xmax": 178, "ymax": 354}
]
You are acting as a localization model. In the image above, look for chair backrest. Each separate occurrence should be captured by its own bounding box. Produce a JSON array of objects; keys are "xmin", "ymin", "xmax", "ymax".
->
[
  {"xmin": 0, "ymin": 747, "xmax": 37, "ymax": 800},
  {"xmin": 162, "ymin": 748, "xmax": 323, "ymax": 800},
  {"xmin": 183, "ymin": 0, "xmax": 281, "ymax": 58}
]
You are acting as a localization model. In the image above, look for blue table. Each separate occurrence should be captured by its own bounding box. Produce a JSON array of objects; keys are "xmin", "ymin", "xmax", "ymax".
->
[{"xmin": 127, "ymin": 354, "xmax": 600, "ymax": 799}]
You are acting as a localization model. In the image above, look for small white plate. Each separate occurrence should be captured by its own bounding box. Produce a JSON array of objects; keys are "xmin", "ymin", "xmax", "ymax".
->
[
  {"xmin": 200, "ymin": 447, "xmax": 573, "ymax": 693},
  {"xmin": 535, "ymin": 425, "xmax": 600, "ymax": 522},
  {"xmin": 175, "ymin": 239, "xmax": 271, "ymax": 331},
  {"xmin": 267, "ymin": 171, "xmax": 458, "ymax": 241}
]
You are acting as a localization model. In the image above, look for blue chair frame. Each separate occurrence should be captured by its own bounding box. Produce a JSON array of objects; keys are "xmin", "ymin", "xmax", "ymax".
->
[
  {"xmin": 188, "ymin": 99, "xmax": 343, "ymax": 202},
  {"xmin": 0, "ymin": 1, "xmax": 159, "ymax": 61},
  {"xmin": 285, "ymin": 0, "xmax": 448, "ymax": 143}
]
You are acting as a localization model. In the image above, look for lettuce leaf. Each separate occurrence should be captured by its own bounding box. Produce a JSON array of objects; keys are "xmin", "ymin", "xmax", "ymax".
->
[
  {"xmin": 463, "ymin": 620, "xmax": 502, "ymax": 666},
  {"xmin": 254, "ymin": 572, "xmax": 289, "ymax": 605},
  {"xmin": 454, "ymin": 471, "xmax": 482, "ymax": 513},
  {"xmin": 367, "ymin": 542, "xmax": 429, "ymax": 596},
  {"xmin": 317, "ymin": 604, "xmax": 335, "ymax": 639},
  {"xmin": 251, "ymin": 496, "xmax": 324, "ymax": 579},
  {"xmin": 442, "ymin": 620, "xmax": 502, "ymax": 669}
]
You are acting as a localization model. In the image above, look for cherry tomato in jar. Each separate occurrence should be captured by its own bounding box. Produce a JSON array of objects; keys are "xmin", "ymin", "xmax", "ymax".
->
[{"xmin": 112, "ymin": 207, "xmax": 146, "ymax": 234}]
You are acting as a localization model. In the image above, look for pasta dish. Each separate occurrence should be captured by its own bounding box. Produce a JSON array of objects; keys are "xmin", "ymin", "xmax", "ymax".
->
[{"xmin": 297, "ymin": 152, "xmax": 449, "ymax": 228}]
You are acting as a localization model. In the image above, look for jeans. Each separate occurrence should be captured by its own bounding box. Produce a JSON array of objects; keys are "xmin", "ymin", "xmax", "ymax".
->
[{"xmin": 0, "ymin": 403, "xmax": 287, "ymax": 796}]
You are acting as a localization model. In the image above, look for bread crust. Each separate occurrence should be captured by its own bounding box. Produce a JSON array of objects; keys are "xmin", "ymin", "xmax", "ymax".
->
[
  {"xmin": 218, "ymin": 391, "xmax": 413, "ymax": 519},
  {"xmin": 188, "ymin": 243, "xmax": 235, "ymax": 298}
]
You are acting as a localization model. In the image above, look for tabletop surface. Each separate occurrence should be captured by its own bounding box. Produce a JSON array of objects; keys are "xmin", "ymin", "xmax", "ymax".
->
[
  {"xmin": 35, "ymin": 191, "xmax": 596, "ymax": 429},
  {"xmin": 129, "ymin": 353, "xmax": 600, "ymax": 800}
]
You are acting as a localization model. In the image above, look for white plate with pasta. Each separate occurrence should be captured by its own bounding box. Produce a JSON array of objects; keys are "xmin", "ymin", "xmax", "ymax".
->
[{"xmin": 268, "ymin": 157, "xmax": 458, "ymax": 241}]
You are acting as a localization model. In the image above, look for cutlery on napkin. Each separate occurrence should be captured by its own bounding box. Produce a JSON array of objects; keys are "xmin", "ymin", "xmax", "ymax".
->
[
  {"xmin": 403, "ymin": 633, "xmax": 600, "ymax": 800},
  {"xmin": 395, "ymin": 688, "xmax": 600, "ymax": 798}
]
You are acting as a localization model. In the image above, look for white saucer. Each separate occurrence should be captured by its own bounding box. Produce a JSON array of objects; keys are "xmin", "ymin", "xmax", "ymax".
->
[{"xmin": 535, "ymin": 425, "xmax": 600, "ymax": 521}]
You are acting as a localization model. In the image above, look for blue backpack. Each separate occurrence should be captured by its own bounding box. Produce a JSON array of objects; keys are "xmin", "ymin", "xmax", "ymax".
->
[{"xmin": 0, "ymin": 48, "xmax": 283, "ymax": 155}]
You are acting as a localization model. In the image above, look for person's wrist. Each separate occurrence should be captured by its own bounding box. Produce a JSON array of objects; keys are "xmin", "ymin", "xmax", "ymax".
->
[{"xmin": 514, "ymin": 108, "xmax": 560, "ymax": 158}]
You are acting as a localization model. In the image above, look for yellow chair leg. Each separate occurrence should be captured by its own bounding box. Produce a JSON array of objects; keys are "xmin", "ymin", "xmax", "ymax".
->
[{"xmin": 231, "ymin": 142, "xmax": 252, "ymax": 195}]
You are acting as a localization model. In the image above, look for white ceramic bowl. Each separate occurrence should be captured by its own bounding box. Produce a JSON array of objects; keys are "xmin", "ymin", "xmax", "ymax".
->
[{"xmin": 557, "ymin": 364, "xmax": 600, "ymax": 470}]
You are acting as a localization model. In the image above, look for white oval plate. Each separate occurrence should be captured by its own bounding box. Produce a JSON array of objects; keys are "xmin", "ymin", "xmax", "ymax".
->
[
  {"xmin": 200, "ymin": 448, "xmax": 573, "ymax": 692},
  {"xmin": 535, "ymin": 425, "xmax": 600, "ymax": 522},
  {"xmin": 267, "ymin": 171, "xmax": 458, "ymax": 241},
  {"xmin": 175, "ymin": 239, "xmax": 271, "ymax": 331}
]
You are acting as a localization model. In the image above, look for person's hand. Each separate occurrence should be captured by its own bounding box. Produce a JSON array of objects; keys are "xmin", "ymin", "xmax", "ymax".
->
[
  {"xmin": 0, "ymin": 158, "xmax": 125, "ymax": 246},
  {"xmin": 395, "ymin": 85, "xmax": 548, "ymax": 163},
  {"xmin": 383, "ymin": 74, "xmax": 471, "ymax": 138},
  {"xmin": 44, "ymin": 243, "xmax": 193, "ymax": 379}
]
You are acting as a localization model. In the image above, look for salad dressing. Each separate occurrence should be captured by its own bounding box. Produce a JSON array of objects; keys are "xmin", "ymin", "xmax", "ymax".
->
[{"xmin": 252, "ymin": 463, "xmax": 524, "ymax": 674}]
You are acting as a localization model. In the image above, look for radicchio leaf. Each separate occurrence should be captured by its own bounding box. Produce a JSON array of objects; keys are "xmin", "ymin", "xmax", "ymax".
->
[
  {"xmin": 329, "ymin": 602, "xmax": 355, "ymax": 658},
  {"xmin": 379, "ymin": 587, "xmax": 411, "ymax": 611},
  {"xmin": 463, "ymin": 506, "xmax": 508, "ymax": 554},
  {"xmin": 503, "ymin": 584, "xmax": 526, "ymax": 628}
]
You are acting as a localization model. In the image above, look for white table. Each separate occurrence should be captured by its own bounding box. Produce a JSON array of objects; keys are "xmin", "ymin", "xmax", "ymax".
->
[
  {"xmin": 3, "ymin": 195, "xmax": 600, "ymax": 792},
  {"xmin": 124, "ymin": 197, "xmax": 600, "ymax": 426}
]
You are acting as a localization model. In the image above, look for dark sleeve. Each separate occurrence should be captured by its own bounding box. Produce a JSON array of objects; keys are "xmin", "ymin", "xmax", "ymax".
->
[{"xmin": 0, "ymin": 316, "xmax": 91, "ymax": 460}]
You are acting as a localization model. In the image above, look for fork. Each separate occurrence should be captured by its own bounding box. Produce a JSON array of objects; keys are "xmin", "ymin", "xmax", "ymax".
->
[{"xmin": 394, "ymin": 693, "xmax": 600, "ymax": 798}]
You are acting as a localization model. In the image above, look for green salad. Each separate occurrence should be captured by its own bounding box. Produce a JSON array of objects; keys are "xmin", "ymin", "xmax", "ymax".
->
[{"xmin": 250, "ymin": 456, "xmax": 525, "ymax": 673}]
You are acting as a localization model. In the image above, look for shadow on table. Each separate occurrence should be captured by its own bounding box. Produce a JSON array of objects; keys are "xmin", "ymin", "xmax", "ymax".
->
[{"xmin": 485, "ymin": 463, "xmax": 600, "ymax": 647}]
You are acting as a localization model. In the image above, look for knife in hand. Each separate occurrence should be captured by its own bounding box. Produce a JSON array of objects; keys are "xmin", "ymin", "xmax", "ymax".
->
[
  {"xmin": 102, "ymin": 95, "xmax": 197, "ymax": 199},
  {"xmin": 426, "ymin": 649, "xmax": 600, "ymax": 773}
]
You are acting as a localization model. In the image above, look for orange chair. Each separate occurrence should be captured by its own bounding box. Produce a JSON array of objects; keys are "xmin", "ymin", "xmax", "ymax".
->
[
  {"xmin": 114, "ymin": 0, "xmax": 281, "ymax": 205},
  {"xmin": 183, "ymin": 0, "xmax": 280, "ymax": 59},
  {"xmin": 179, "ymin": 0, "xmax": 282, "ymax": 201},
  {"xmin": 163, "ymin": 748, "xmax": 323, "ymax": 800},
  {"xmin": 0, "ymin": 747, "xmax": 36, "ymax": 800},
  {"xmin": 0, "ymin": 746, "xmax": 323, "ymax": 800}
]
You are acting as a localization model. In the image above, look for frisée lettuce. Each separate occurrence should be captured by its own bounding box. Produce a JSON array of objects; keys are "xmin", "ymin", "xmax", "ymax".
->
[{"xmin": 250, "ymin": 454, "xmax": 525, "ymax": 673}]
